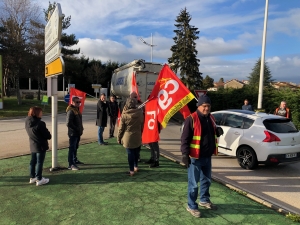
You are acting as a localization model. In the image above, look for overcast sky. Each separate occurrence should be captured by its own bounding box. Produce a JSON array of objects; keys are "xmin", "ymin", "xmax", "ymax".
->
[{"xmin": 39, "ymin": 0, "xmax": 300, "ymax": 84}]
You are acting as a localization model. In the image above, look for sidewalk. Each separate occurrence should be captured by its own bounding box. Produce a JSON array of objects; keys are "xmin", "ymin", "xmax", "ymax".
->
[{"xmin": 0, "ymin": 139, "xmax": 297, "ymax": 225}]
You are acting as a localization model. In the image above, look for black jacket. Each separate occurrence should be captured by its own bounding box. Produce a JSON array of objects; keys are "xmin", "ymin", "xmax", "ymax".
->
[
  {"xmin": 25, "ymin": 116, "xmax": 51, "ymax": 153},
  {"xmin": 96, "ymin": 100, "xmax": 109, "ymax": 127},
  {"xmin": 181, "ymin": 110, "xmax": 215, "ymax": 157},
  {"xmin": 108, "ymin": 101, "xmax": 118, "ymax": 118},
  {"xmin": 66, "ymin": 105, "xmax": 84, "ymax": 136}
]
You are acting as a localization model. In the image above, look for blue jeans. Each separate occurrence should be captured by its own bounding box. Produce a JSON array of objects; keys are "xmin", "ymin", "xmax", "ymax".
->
[
  {"xmin": 29, "ymin": 151, "xmax": 46, "ymax": 180},
  {"xmin": 98, "ymin": 126, "xmax": 105, "ymax": 144},
  {"xmin": 126, "ymin": 147, "xmax": 140, "ymax": 171},
  {"xmin": 187, "ymin": 157, "xmax": 212, "ymax": 209},
  {"xmin": 68, "ymin": 135, "xmax": 80, "ymax": 166}
]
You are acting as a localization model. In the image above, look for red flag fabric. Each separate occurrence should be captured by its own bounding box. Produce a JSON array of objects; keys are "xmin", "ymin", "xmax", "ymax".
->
[
  {"xmin": 131, "ymin": 72, "xmax": 141, "ymax": 101},
  {"xmin": 117, "ymin": 109, "xmax": 121, "ymax": 127},
  {"xmin": 179, "ymin": 105, "xmax": 191, "ymax": 119},
  {"xmin": 68, "ymin": 87, "xmax": 87, "ymax": 113},
  {"xmin": 142, "ymin": 98, "xmax": 160, "ymax": 143},
  {"xmin": 148, "ymin": 64, "xmax": 195, "ymax": 128}
]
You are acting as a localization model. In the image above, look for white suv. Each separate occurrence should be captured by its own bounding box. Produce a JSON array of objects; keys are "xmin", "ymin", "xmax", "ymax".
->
[{"xmin": 211, "ymin": 110, "xmax": 300, "ymax": 169}]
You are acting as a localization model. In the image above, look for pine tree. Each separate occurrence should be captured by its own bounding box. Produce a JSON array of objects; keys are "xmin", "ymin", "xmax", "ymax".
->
[
  {"xmin": 202, "ymin": 75, "xmax": 214, "ymax": 89},
  {"xmin": 168, "ymin": 8, "xmax": 202, "ymax": 91},
  {"xmin": 248, "ymin": 58, "xmax": 274, "ymax": 87}
]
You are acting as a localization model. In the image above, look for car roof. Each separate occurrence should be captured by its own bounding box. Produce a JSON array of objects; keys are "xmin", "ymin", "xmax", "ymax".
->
[{"xmin": 211, "ymin": 109, "xmax": 286, "ymax": 120}]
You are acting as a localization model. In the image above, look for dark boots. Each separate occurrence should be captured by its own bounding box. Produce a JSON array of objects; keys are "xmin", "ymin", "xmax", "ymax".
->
[
  {"xmin": 144, "ymin": 158, "xmax": 154, "ymax": 164},
  {"xmin": 149, "ymin": 161, "xmax": 159, "ymax": 168}
]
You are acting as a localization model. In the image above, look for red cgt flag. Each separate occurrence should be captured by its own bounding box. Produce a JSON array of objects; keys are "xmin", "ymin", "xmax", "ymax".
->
[
  {"xmin": 131, "ymin": 72, "xmax": 141, "ymax": 101},
  {"xmin": 69, "ymin": 87, "xmax": 87, "ymax": 113},
  {"xmin": 148, "ymin": 64, "xmax": 195, "ymax": 128},
  {"xmin": 142, "ymin": 98, "xmax": 160, "ymax": 143},
  {"xmin": 117, "ymin": 109, "xmax": 121, "ymax": 127},
  {"xmin": 179, "ymin": 105, "xmax": 191, "ymax": 119}
]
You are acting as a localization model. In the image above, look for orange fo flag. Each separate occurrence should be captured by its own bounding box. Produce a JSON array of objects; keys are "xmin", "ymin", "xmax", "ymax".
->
[
  {"xmin": 142, "ymin": 98, "xmax": 160, "ymax": 143},
  {"xmin": 148, "ymin": 64, "xmax": 195, "ymax": 128},
  {"xmin": 69, "ymin": 87, "xmax": 87, "ymax": 113},
  {"xmin": 131, "ymin": 72, "xmax": 141, "ymax": 101}
]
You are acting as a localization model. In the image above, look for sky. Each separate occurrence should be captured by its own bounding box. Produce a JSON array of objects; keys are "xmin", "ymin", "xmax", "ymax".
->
[{"xmin": 39, "ymin": 0, "xmax": 300, "ymax": 84}]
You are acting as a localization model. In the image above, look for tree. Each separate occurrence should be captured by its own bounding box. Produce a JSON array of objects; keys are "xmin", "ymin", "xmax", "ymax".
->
[
  {"xmin": 248, "ymin": 58, "xmax": 274, "ymax": 87},
  {"xmin": 168, "ymin": 8, "xmax": 202, "ymax": 91},
  {"xmin": 202, "ymin": 75, "xmax": 214, "ymax": 90},
  {"xmin": 218, "ymin": 78, "xmax": 224, "ymax": 83}
]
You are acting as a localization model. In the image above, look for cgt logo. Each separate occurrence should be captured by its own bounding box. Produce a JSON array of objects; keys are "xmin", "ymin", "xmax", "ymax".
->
[{"xmin": 116, "ymin": 77, "xmax": 124, "ymax": 85}]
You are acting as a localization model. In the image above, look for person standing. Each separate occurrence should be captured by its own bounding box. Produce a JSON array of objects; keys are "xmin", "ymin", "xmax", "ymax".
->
[
  {"xmin": 242, "ymin": 99, "xmax": 254, "ymax": 111},
  {"xmin": 274, "ymin": 101, "xmax": 291, "ymax": 119},
  {"xmin": 96, "ymin": 93, "xmax": 109, "ymax": 145},
  {"xmin": 25, "ymin": 106, "xmax": 51, "ymax": 186},
  {"xmin": 117, "ymin": 98, "xmax": 144, "ymax": 176},
  {"xmin": 108, "ymin": 95, "xmax": 119, "ymax": 138},
  {"xmin": 181, "ymin": 95, "xmax": 219, "ymax": 218},
  {"xmin": 66, "ymin": 96, "xmax": 84, "ymax": 170}
]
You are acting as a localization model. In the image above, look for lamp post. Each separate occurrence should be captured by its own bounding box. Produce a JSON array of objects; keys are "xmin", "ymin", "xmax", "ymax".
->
[
  {"xmin": 28, "ymin": 69, "xmax": 31, "ymax": 91},
  {"xmin": 140, "ymin": 33, "xmax": 157, "ymax": 62},
  {"xmin": 257, "ymin": 0, "xmax": 269, "ymax": 110}
]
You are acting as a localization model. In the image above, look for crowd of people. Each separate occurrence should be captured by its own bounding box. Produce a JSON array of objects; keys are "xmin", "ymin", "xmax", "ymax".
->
[{"xmin": 24, "ymin": 94, "xmax": 292, "ymax": 217}]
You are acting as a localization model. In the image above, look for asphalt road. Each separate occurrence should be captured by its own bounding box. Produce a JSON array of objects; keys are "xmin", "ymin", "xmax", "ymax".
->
[{"xmin": 0, "ymin": 99, "xmax": 300, "ymax": 215}]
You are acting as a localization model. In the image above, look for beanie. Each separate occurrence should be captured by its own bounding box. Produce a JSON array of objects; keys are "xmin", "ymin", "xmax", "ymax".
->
[{"xmin": 197, "ymin": 95, "xmax": 211, "ymax": 106}]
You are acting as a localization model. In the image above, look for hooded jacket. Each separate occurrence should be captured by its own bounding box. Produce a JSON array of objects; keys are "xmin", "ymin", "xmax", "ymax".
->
[
  {"xmin": 66, "ymin": 105, "xmax": 84, "ymax": 136},
  {"xmin": 117, "ymin": 98, "xmax": 144, "ymax": 149},
  {"xmin": 25, "ymin": 116, "xmax": 51, "ymax": 153}
]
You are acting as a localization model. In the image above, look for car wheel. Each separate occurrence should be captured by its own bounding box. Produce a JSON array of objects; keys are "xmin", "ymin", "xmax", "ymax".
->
[{"xmin": 237, "ymin": 146, "xmax": 258, "ymax": 170}]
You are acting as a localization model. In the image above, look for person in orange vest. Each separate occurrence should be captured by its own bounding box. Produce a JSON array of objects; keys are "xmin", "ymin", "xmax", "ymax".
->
[
  {"xmin": 181, "ymin": 94, "xmax": 222, "ymax": 218},
  {"xmin": 274, "ymin": 101, "xmax": 291, "ymax": 119}
]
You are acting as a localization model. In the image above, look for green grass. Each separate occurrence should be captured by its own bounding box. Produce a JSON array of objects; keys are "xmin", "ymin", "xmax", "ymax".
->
[
  {"xmin": 0, "ymin": 139, "xmax": 298, "ymax": 225},
  {"xmin": 0, "ymin": 97, "xmax": 68, "ymax": 118}
]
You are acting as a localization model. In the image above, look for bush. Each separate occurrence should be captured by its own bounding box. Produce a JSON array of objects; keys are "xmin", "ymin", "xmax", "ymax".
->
[{"xmin": 25, "ymin": 94, "xmax": 34, "ymax": 99}]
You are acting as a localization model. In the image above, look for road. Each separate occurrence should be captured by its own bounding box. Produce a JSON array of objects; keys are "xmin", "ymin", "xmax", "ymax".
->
[{"xmin": 0, "ymin": 99, "xmax": 300, "ymax": 215}]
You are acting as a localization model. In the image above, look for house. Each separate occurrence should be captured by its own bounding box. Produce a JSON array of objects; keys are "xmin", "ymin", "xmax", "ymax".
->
[
  {"xmin": 224, "ymin": 79, "xmax": 245, "ymax": 89},
  {"xmin": 271, "ymin": 81, "xmax": 300, "ymax": 90},
  {"xmin": 207, "ymin": 81, "xmax": 224, "ymax": 91}
]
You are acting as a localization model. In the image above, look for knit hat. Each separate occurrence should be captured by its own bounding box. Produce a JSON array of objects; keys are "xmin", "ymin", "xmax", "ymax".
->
[{"xmin": 197, "ymin": 95, "xmax": 211, "ymax": 106}]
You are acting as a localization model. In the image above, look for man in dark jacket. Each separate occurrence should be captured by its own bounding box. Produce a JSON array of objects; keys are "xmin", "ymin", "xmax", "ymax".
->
[
  {"xmin": 181, "ymin": 95, "xmax": 219, "ymax": 218},
  {"xmin": 66, "ymin": 96, "xmax": 84, "ymax": 170},
  {"xmin": 96, "ymin": 93, "xmax": 109, "ymax": 145},
  {"xmin": 108, "ymin": 95, "xmax": 119, "ymax": 138}
]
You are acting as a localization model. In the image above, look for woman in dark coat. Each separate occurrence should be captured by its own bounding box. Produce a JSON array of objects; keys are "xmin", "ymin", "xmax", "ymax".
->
[
  {"xmin": 25, "ymin": 106, "xmax": 51, "ymax": 186},
  {"xmin": 96, "ymin": 93, "xmax": 109, "ymax": 145}
]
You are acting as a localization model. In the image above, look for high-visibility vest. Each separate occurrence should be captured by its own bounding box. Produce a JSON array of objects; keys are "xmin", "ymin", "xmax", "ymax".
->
[
  {"xmin": 275, "ymin": 107, "xmax": 290, "ymax": 118},
  {"xmin": 189, "ymin": 112, "xmax": 218, "ymax": 158}
]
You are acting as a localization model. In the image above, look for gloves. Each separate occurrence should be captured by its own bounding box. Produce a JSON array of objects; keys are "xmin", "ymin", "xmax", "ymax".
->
[
  {"xmin": 216, "ymin": 126, "xmax": 224, "ymax": 137},
  {"xmin": 182, "ymin": 155, "xmax": 191, "ymax": 168}
]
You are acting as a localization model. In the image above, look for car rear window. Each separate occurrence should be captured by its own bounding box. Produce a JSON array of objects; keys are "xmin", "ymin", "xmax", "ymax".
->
[{"xmin": 263, "ymin": 119, "xmax": 298, "ymax": 133}]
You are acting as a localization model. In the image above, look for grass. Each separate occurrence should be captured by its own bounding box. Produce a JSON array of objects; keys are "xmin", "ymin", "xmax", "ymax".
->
[
  {"xmin": 0, "ymin": 139, "xmax": 299, "ymax": 225},
  {"xmin": 0, "ymin": 97, "xmax": 68, "ymax": 118}
]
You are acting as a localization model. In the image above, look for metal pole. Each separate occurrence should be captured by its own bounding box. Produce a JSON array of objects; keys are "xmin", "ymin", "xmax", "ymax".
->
[
  {"xmin": 51, "ymin": 76, "xmax": 58, "ymax": 169},
  {"xmin": 151, "ymin": 33, "xmax": 153, "ymax": 63},
  {"xmin": 29, "ymin": 78, "xmax": 31, "ymax": 90},
  {"xmin": 257, "ymin": 0, "xmax": 269, "ymax": 110}
]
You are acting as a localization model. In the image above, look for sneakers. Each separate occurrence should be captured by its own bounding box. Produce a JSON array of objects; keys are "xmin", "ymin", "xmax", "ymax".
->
[
  {"xmin": 68, "ymin": 165, "xmax": 80, "ymax": 170},
  {"xmin": 125, "ymin": 171, "xmax": 134, "ymax": 176},
  {"xmin": 199, "ymin": 201, "xmax": 218, "ymax": 210},
  {"xmin": 134, "ymin": 167, "xmax": 139, "ymax": 172},
  {"xmin": 75, "ymin": 160, "xmax": 84, "ymax": 164},
  {"xmin": 149, "ymin": 161, "xmax": 159, "ymax": 168},
  {"xmin": 99, "ymin": 142, "xmax": 108, "ymax": 145},
  {"xmin": 29, "ymin": 178, "xmax": 37, "ymax": 184},
  {"xmin": 144, "ymin": 158, "xmax": 154, "ymax": 164},
  {"xmin": 186, "ymin": 206, "xmax": 201, "ymax": 218},
  {"xmin": 36, "ymin": 177, "xmax": 49, "ymax": 186}
]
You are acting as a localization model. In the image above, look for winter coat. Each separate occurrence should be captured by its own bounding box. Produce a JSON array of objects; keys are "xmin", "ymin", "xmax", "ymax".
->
[
  {"xmin": 25, "ymin": 116, "xmax": 51, "ymax": 153},
  {"xmin": 66, "ymin": 105, "xmax": 84, "ymax": 136},
  {"xmin": 96, "ymin": 100, "xmax": 109, "ymax": 127},
  {"xmin": 117, "ymin": 108, "xmax": 144, "ymax": 149},
  {"xmin": 108, "ymin": 101, "xmax": 119, "ymax": 118}
]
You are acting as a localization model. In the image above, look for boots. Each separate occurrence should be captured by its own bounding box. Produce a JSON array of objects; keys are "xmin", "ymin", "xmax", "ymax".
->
[
  {"xmin": 144, "ymin": 158, "xmax": 154, "ymax": 164},
  {"xmin": 149, "ymin": 161, "xmax": 159, "ymax": 168}
]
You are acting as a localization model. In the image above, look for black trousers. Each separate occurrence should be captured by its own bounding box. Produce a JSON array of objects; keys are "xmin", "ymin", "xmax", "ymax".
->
[
  {"xmin": 149, "ymin": 142, "xmax": 160, "ymax": 161},
  {"xmin": 109, "ymin": 116, "xmax": 117, "ymax": 137}
]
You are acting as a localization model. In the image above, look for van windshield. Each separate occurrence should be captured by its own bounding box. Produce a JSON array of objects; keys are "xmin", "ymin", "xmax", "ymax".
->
[{"xmin": 263, "ymin": 119, "xmax": 298, "ymax": 133}]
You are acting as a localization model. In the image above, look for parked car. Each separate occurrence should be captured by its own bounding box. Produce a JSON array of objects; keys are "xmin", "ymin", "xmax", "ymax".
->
[{"xmin": 211, "ymin": 109, "xmax": 300, "ymax": 169}]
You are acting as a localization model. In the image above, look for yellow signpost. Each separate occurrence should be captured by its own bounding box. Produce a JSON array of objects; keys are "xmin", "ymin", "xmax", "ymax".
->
[{"xmin": 45, "ymin": 56, "xmax": 65, "ymax": 77}]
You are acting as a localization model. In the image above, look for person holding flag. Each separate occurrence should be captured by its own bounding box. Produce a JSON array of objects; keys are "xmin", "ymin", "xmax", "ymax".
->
[
  {"xmin": 181, "ymin": 94, "xmax": 221, "ymax": 218},
  {"xmin": 66, "ymin": 96, "xmax": 84, "ymax": 170}
]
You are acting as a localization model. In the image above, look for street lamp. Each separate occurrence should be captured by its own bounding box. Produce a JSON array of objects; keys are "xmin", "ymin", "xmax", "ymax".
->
[
  {"xmin": 140, "ymin": 33, "xmax": 157, "ymax": 62},
  {"xmin": 257, "ymin": 0, "xmax": 269, "ymax": 110}
]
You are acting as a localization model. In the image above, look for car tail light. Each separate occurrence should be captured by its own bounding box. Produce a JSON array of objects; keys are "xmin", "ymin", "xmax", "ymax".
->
[
  {"xmin": 270, "ymin": 157, "xmax": 278, "ymax": 163},
  {"xmin": 263, "ymin": 131, "xmax": 281, "ymax": 142}
]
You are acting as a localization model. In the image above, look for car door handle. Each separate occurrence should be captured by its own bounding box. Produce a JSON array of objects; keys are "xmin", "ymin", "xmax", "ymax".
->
[{"xmin": 234, "ymin": 132, "xmax": 240, "ymax": 135}]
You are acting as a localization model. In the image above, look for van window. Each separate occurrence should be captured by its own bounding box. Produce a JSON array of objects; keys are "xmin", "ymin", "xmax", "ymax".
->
[{"xmin": 263, "ymin": 119, "xmax": 298, "ymax": 133}]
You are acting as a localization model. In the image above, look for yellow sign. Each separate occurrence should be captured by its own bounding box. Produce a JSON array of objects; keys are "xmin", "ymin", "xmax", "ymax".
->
[{"xmin": 45, "ymin": 56, "xmax": 65, "ymax": 77}]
